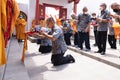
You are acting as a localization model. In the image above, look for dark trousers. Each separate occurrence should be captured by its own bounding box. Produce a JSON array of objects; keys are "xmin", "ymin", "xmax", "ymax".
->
[
  {"xmin": 94, "ymin": 30, "xmax": 97, "ymax": 44},
  {"xmin": 64, "ymin": 33, "xmax": 72, "ymax": 45},
  {"xmin": 51, "ymin": 53, "xmax": 73, "ymax": 66},
  {"xmin": 78, "ymin": 32, "xmax": 91, "ymax": 49},
  {"xmin": 74, "ymin": 32, "xmax": 79, "ymax": 45},
  {"xmin": 37, "ymin": 39, "xmax": 41, "ymax": 44},
  {"xmin": 96, "ymin": 31, "xmax": 107, "ymax": 52},
  {"xmin": 39, "ymin": 45, "xmax": 52, "ymax": 53},
  {"xmin": 108, "ymin": 35, "xmax": 117, "ymax": 49}
]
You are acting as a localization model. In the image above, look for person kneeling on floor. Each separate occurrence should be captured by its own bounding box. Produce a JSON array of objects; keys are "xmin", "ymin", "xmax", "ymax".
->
[
  {"xmin": 38, "ymin": 17, "xmax": 75, "ymax": 66},
  {"xmin": 38, "ymin": 27, "xmax": 52, "ymax": 54}
]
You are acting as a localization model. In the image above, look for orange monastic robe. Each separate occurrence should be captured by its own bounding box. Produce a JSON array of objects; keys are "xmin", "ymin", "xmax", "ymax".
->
[
  {"xmin": 112, "ymin": 22, "xmax": 120, "ymax": 39},
  {"xmin": 0, "ymin": 0, "xmax": 7, "ymax": 66},
  {"xmin": 15, "ymin": 18, "xmax": 26, "ymax": 40},
  {"xmin": 10, "ymin": 0, "xmax": 20, "ymax": 36},
  {"xmin": 54, "ymin": 15, "xmax": 62, "ymax": 27},
  {"xmin": 56, "ymin": 19, "xmax": 62, "ymax": 26},
  {"xmin": 4, "ymin": 0, "xmax": 20, "ymax": 47},
  {"xmin": 56, "ymin": 18, "xmax": 62, "ymax": 27},
  {"xmin": 70, "ymin": 20, "xmax": 77, "ymax": 33}
]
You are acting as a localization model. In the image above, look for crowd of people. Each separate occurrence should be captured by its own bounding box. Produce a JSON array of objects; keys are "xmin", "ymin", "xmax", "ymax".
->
[
  {"xmin": 57, "ymin": 3, "xmax": 120, "ymax": 55},
  {"xmin": 28, "ymin": 3, "xmax": 120, "ymax": 66}
]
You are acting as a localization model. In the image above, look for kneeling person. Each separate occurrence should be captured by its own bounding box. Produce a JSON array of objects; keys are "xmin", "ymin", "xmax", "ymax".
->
[
  {"xmin": 38, "ymin": 27, "xmax": 52, "ymax": 53},
  {"xmin": 40, "ymin": 17, "xmax": 75, "ymax": 66}
]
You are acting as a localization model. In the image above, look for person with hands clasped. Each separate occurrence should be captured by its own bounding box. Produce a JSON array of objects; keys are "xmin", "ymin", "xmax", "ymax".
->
[
  {"xmin": 95, "ymin": 3, "xmax": 110, "ymax": 55},
  {"xmin": 77, "ymin": 7, "xmax": 91, "ymax": 51},
  {"xmin": 39, "ymin": 17, "xmax": 75, "ymax": 66}
]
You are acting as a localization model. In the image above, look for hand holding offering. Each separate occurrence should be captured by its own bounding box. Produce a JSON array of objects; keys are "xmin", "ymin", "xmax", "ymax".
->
[{"xmin": 96, "ymin": 18, "xmax": 102, "ymax": 22}]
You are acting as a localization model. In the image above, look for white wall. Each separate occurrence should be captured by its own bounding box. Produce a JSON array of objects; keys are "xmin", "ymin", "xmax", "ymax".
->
[
  {"xmin": 18, "ymin": 3, "xmax": 28, "ymax": 15},
  {"xmin": 16, "ymin": 0, "xmax": 36, "ymax": 31},
  {"xmin": 16, "ymin": 0, "xmax": 29, "ymax": 31},
  {"xmin": 27, "ymin": 0, "xmax": 36, "ymax": 30}
]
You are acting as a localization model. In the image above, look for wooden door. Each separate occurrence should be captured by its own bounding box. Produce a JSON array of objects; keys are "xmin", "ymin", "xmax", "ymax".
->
[
  {"xmin": 39, "ymin": 5, "xmax": 45, "ymax": 19},
  {"xmin": 59, "ymin": 7, "xmax": 67, "ymax": 19}
]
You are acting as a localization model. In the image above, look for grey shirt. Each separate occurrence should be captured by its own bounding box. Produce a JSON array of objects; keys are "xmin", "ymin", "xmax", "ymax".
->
[
  {"xmin": 97, "ymin": 10, "xmax": 110, "ymax": 31},
  {"xmin": 62, "ymin": 22, "xmax": 73, "ymax": 34},
  {"xmin": 77, "ymin": 14, "xmax": 91, "ymax": 32},
  {"xmin": 51, "ymin": 26, "xmax": 67, "ymax": 55}
]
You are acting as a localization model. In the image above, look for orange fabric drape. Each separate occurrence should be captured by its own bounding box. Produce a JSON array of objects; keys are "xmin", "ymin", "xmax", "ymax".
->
[
  {"xmin": 21, "ymin": 33, "xmax": 28, "ymax": 62},
  {"xmin": 112, "ymin": 22, "xmax": 120, "ymax": 39},
  {"xmin": 54, "ymin": 15, "xmax": 62, "ymax": 27},
  {"xmin": 0, "ymin": 0, "xmax": 7, "ymax": 66},
  {"xmin": 4, "ymin": 0, "xmax": 20, "ymax": 47},
  {"xmin": 4, "ymin": 0, "xmax": 13, "ymax": 47},
  {"xmin": 10, "ymin": 0, "xmax": 20, "ymax": 36},
  {"xmin": 56, "ymin": 19, "xmax": 62, "ymax": 27},
  {"xmin": 1, "ymin": 0, "xmax": 7, "ymax": 32},
  {"xmin": 21, "ymin": 32, "xmax": 36, "ymax": 62},
  {"xmin": 70, "ymin": 20, "xmax": 77, "ymax": 33}
]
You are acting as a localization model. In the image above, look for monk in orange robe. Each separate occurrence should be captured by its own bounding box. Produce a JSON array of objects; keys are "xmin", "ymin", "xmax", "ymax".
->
[
  {"xmin": 112, "ymin": 22, "xmax": 120, "ymax": 39},
  {"xmin": 70, "ymin": 14, "xmax": 79, "ymax": 46},
  {"xmin": 15, "ymin": 15, "xmax": 26, "ymax": 42}
]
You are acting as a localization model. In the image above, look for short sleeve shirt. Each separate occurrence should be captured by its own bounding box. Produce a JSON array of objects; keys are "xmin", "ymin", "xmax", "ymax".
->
[
  {"xmin": 97, "ymin": 10, "xmax": 110, "ymax": 31},
  {"xmin": 62, "ymin": 22, "xmax": 73, "ymax": 34},
  {"xmin": 52, "ymin": 26, "xmax": 67, "ymax": 55},
  {"xmin": 77, "ymin": 14, "xmax": 91, "ymax": 32}
]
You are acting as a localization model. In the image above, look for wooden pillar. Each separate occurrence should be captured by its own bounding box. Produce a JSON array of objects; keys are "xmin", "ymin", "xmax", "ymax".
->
[
  {"xmin": 35, "ymin": 0, "xmax": 39, "ymax": 24},
  {"xmin": 73, "ymin": 2, "xmax": 77, "ymax": 14}
]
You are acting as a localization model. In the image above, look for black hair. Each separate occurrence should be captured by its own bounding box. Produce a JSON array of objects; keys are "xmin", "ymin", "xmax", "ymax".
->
[{"xmin": 100, "ymin": 3, "xmax": 107, "ymax": 9}]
